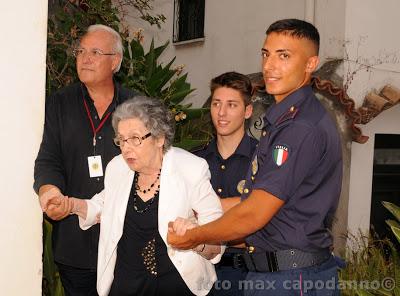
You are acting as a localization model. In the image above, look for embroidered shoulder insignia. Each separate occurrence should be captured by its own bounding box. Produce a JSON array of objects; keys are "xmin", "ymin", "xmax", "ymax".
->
[{"xmin": 273, "ymin": 144, "xmax": 289, "ymax": 166}]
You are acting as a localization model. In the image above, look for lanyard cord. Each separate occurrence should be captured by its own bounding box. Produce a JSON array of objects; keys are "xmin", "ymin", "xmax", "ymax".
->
[{"xmin": 83, "ymin": 98, "xmax": 112, "ymax": 155}]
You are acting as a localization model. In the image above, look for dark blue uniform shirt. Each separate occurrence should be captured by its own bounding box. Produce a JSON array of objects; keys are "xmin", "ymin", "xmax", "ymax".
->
[
  {"xmin": 194, "ymin": 134, "xmax": 258, "ymax": 198},
  {"xmin": 241, "ymin": 85, "xmax": 342, "ymax": 252}
]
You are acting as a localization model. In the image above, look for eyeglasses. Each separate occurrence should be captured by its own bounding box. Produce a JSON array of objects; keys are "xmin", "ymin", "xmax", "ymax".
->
[
  {"xmin": 72, "ymin": 48, "xmax": 116, "ymax": 59},
  {"xmin": 113, "ymin": 132, "xmax": 152, "ymax": 147}
]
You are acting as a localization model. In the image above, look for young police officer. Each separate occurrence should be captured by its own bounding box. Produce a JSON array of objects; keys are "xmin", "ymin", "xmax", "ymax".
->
[
  {"xmin": 194, "ymin": 72, "xmax": 258, "ymax": 295},
  {"xmin": 169, "ymin": 19, "xmax": 342, "ymax": 296}
]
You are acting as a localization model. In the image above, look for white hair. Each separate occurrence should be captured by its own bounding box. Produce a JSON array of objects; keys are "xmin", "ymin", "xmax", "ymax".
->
[
  {"xmin": 112, "ymin": 96, "xmax": 175, "ymax": 153},
  {"xmin": 85, "ymin": 24, "xmax": 123, "ymax": 73}
]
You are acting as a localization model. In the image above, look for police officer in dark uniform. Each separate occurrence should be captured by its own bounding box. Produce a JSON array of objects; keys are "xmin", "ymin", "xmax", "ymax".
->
[
  {"xmin": 168, "ymin": 19, "xmax": 342, "ymax": 296},
  {"xmin": 193, "ymin": 72, "xmax": 258, "ymax": 295}
]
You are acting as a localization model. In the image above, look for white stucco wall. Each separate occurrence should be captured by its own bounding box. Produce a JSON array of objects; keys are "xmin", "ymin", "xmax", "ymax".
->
[
  {"xmin": 348, "ymin": 106, "xmax": 400, "ymax": 235},
  {"xmin": 0, "ymin": 1, "xmax": 47, "ymax": 295},
  {"xmin": 345, "ymin": 0, "xmax": 400, "ymax": 235},
  {"xmin": 123, "ymin": 0, "xmax": 308, "ymax": 106},
  {"xmin": 314, "ymin": 0, "xmax": 346, "ymax": 64}
]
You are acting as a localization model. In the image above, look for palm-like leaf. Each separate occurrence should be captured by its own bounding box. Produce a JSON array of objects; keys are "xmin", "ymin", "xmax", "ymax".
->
[{"xmin": 383, "ymin": 202, "xmax": 400, "ymax": 222}]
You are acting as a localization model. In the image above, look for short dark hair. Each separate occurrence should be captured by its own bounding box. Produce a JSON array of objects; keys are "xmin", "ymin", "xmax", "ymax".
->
[
  {"xmin": 210, "ymin": 72, "xmax": 253, "ymax": 106},
  {"xmin": 266, "ymin": 19, "xmax": 320, "ymax": 54}
]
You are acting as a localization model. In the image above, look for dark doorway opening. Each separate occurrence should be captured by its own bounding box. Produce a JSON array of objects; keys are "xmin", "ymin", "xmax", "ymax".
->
[{"xmin": 370, "ymin": 134, "xmax": 400, "ymax": 245}]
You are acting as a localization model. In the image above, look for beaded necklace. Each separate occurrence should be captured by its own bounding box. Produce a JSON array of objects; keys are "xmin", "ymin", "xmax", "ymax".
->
[
  {"xmin": 135, "ymin": 169, "xmax": 161, "ymax": 193},
  {"xmin": 133, "ymin": 170, "xmax": 161, "ymax": 213}
]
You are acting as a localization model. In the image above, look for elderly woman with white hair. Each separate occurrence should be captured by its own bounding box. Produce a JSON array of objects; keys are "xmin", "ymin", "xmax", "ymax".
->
[{"xmin": 69, "ymin": 96, "xmax": 224, "ymax": 296}]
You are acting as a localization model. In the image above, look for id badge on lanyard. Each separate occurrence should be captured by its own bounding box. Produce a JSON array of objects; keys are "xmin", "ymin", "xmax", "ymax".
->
[
  {"xmin": 88, "ymin": 155, "xmax": 103, "ymax": 177},
  {"xmin": 83, "ymin": 98, "xmax": 111, "ymax": 178}
]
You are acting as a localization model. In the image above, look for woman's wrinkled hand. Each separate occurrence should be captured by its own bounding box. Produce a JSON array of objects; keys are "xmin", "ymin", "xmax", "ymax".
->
[
  {"xmin": 167, "ymin": 220, "xmax": 198, "ymax": 250},
  {"xmin": 168, "ymin": 217, "xmax": 197, "ymax": 236}
]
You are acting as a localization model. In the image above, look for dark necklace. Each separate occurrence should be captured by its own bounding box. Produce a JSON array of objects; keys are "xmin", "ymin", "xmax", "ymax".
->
[
  {"xmin": 133, "ymin": 190, "xmax": 159, "ymax": 214},
  {"xmin": 135, "ymin": 169, "xmax": 161, "ymax": 193},
  {"xmin": 133, "ymin": 170, "xmax": 161, "ymax": 214}
]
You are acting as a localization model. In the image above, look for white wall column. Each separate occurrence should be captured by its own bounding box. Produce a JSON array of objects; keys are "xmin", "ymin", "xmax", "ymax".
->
[
  {"xmin": 304, "ymin": 0, "xmax": 315, "ymax": 24},
  {"xmin": 0, "ymin": 1, "xmax": 48, "ymax": 295}
]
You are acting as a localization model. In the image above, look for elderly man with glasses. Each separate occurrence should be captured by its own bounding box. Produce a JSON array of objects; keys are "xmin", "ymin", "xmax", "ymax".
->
[{"xmin": 34, "ymin": 24, "xmax": 137, "ymax": 295}]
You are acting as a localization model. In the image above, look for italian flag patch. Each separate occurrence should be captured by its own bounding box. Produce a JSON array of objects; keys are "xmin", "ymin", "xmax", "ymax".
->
[{"xmin": 273, "ymin": 144, "xmax": 289, "ymax": 166}]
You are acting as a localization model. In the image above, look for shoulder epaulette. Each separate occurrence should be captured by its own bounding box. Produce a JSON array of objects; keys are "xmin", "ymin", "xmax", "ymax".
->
[{"xmin": 275, "ymin": 106, "xmax": 299, "ymax": 126}]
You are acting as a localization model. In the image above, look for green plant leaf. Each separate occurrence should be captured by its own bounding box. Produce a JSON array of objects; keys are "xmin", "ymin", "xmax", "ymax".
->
[
  {"xmin": 43, "ymin": 218, "xmax": 65, "ymax": 295},
  {"xmin": 386, "ymin": 219, "xmax": 400, "ymax": 229},
  {"xmin": 393, "ymin": 286, "xmax": 400, "ymax": 296},
  {"xmin": 375, "ymin": 288, "xmax": 395, "ymax": 296},
  {"xmin": 174, "ymin": 139, "xmax": 209, "ymax": 151},
  {"xmin": 355, "ymin": 289, "xmax": 375, "ymax": 296},
  {"xmin": 168, "ymin": 73, "xmax": 192, "ymax": 99},
  {"xmin": 55, "ymin": 277, "xmax": 65, "ymax": 296},
  {"xmin": 146, "ymin": 57, "xmax": 176, "ymax": 95},
  {"xmin": 145, "ymin": 39, "xmax": 155, "ymax": 80},
  {"xmin": 391, "ymin": 226, "xmax": 400, "ymax": 245},
  {"xmin": 383, "ymin": 201, "xmax": 400, "ymax": 222},
  {"xmin": 153, "ymin": 40, "xmax": 169, "ymax": 60},
  {"xmin": 169, "ymin": 89, "xmax": 195, "ymax": 104},
  {"xmin": 130, "ymin": 38, "xmax": 144, "ymax": 58},
  {"xmin": 183, "ymin": 108, "xmax": 209, "ymax": 120},
  {"xmin": 43, "ymin": 220, "xmax": 55, "ymax": 286}
]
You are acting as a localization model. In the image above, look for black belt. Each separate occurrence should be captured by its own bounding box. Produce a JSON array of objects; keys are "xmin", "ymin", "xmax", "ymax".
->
[
  {"xmin": 242, "ymin": 248, "xmax": 332, "ymax": 272},
  {"xmin": 218, "ymin": 251, "xmax": 246, "ymax": 269}
]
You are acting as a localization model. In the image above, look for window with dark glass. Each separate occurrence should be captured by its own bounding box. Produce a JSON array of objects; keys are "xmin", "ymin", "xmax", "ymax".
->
[
  {"xmin": 173, "ymin": 0, "xmax": 205, "ymax": 43},
  {"xmin": 370, "ymin": 133, "xmax": 400, "ymax": 248}
]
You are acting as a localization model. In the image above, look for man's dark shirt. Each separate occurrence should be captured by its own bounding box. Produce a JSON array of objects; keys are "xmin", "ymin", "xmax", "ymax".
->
[
  {"xmin": 241, "ymin": 85, "xmax": 342, "ymax": 253},
  {"xmin": 194, "ymin": 134, "xmax": 258, "ymax": 198},
  {"xmin": 34, "ymin": 82, "xmax": 136, "ymax": 269}
]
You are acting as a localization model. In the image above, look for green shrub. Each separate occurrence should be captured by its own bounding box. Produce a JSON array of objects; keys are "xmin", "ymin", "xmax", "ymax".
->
[{"xmin": 339, "ymin": 231, "xmax": 399, "ymax": 296}]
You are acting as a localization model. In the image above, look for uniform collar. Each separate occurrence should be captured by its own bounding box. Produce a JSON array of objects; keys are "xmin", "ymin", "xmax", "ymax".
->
[
  {"xmin": 264, "ymin": 85, "xmax": 313, "ymax": 126},
  {"xmin": 202, "ymin": 138, "xmax": 218, "ymax": 156},
  {"xmin": 235, "ymin": 134, "xmax": 256, "ymax": 157},
  {"xmin": 204, "ymin": 133, "xmax": 254, "ymax": 158}
]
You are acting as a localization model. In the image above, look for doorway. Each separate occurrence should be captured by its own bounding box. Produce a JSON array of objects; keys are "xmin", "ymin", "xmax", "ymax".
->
[{"xmin": 370, "ymin": 134, "xmax": 400, "ymax": 244}]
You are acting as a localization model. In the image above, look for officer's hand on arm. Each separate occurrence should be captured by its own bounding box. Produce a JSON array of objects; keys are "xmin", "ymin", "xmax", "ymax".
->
[
  {"xmin": 167, "ymin": 189, "xmax": 284, "ymax": 249},
  {"xmin": 168, "ymin": 217, "xmax": 221, "ymax": 260},
  {"xmin": 220, "ymin": 197, "xmax": 241, "ymax": 212}
]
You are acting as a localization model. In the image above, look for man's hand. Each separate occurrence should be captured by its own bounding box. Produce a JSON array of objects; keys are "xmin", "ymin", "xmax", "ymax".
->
[
  {"xmin": 39, "ymin": 184, "xmax": 74, "ymax": 220},
  {"xmin": 167, "ymin": 221, "xmax": 198, "ymax": 250},
  {"xmin": 45, "ymin": 196, "xmax": 74, "ymax": 220},
  {"xmin": 38, "ymin": 185, "xmax": 72, "ymax": 220},
  {"xmin": 39, "ymin": 186, "xmax": 63, "ymax": 212}
]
